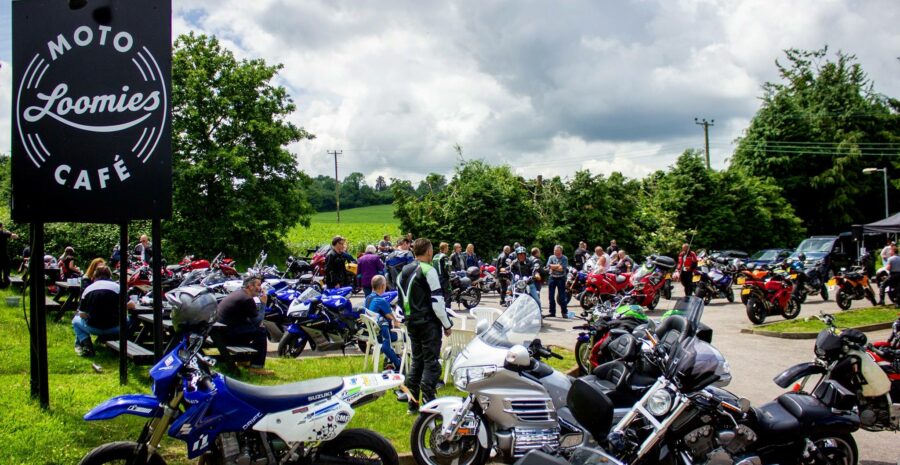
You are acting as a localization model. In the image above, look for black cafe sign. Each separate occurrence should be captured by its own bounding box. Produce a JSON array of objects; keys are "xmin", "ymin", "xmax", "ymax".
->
[{"xmin": 11, "ymin": 0, "xmax": 172, "ymax": 223}]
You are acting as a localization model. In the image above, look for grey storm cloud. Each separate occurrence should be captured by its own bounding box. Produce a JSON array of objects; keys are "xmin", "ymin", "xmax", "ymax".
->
[{"xmin": 1, "ymin": 0, "xmax": 898, "ymax": 181}]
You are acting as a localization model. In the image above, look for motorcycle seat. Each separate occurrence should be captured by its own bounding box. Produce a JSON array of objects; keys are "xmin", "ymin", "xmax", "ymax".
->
[
  {"xmin": 224, "ymin": 376, "xmax": 344, "ymax": 414},
  {"xmin": 845, "ymin": 272, "xmax": 863, "ymax": 280},
  {"xmin": 753, "ymin": 401, "xmax": 801, "ymax": 438},
  {"xmin": 776, "ymin": 393, "xmax": 832, "ymax": 426}
]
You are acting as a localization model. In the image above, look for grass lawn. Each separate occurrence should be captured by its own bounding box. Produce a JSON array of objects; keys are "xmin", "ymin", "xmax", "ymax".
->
[
  {"xmin": 0, "ymin": 286, "xmax": 574, "ymax": 464},
  {"xmin": 287, "ymin": 205, "xmax": 402, "ymax": 256},
  {"xmin": 753, "ymin": 306, "xmax": 899, "ymax": 334}
]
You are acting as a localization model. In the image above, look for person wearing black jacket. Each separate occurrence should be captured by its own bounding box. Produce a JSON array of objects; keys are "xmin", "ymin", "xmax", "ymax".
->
[
  {"xmin": 449, "ymin": 243, "xmax": 466, "ymax": 272},
  {"xmin": 508, "ymin": 247, "xmax": 541, "ymax": 309},
  {"xmin": 399, "ymin": 238, "xmax": 452, "ymax": 412},
  {"xmin": 573, "ymin": 241, "xmax": 588, "ymax": 270},
  {"xmin": 324, "ymin": 236, "xmax": 353, "ymax": 288},
  {"xmin": 496, "ymin": 245, "xmax": 512, "ymax": 305}
]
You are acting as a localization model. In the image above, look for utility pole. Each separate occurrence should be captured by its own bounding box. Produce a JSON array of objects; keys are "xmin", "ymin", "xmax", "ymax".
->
[
  {"xmin": 328, "ymin": 150, "xmax": 342, "ymax": 223},
  {"xmin": 694, "ymin": 118, "xmax": 714, "ymax": 169}
]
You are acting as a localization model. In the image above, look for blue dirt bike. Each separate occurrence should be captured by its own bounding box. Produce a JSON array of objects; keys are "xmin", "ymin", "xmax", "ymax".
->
[
  {"xmin": 78, "ymin": 287, "xmax": 402, "ymax": 465},
  {"xmin": 276, "ymin": 287, "xmax": 397, "ymax": 358}
]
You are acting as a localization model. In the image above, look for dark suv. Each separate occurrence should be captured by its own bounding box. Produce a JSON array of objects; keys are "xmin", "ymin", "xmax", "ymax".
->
[{"xmin": 789, "ymin": 234, "xmax": 856, "ymax": 278}]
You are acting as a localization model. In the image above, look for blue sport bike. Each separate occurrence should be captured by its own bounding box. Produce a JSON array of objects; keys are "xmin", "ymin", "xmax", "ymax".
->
[{"xmin": 79, "ymin": 286, "xmax": 403, "ymax": 465}]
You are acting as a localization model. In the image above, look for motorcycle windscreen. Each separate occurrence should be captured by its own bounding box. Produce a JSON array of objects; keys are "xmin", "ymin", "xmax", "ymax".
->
[{"xmin": 479, "ymin": 295, "xmax": 541, "ymax": 348}]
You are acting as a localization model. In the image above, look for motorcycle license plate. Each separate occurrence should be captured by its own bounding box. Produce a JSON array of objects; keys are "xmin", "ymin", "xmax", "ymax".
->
[
  {"xmin": 736, "ymin": 277, "xmax": 745, "ymax": 285},
  {"xmin": 827, "ymin": 278, "xmax": 836, "ymax": 286},
  {"xmin": 741, "ymin": 288, "xmax": 751, "ymax": 295},
  {"xmin": 692, "ymin": 275, "xmax": 701, "ymax": 282},
  {"xmin": 790, "ymin": 274, "xmax": 797, "ymax": 280}
]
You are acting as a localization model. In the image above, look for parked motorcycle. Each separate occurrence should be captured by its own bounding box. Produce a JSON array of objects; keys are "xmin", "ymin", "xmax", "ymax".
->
[
  {"xmin": 580, "ymin": 270, "xmax": 632, "ymax": 310},
  {"xmin": 277, "ymin": 286, "xmax": 362, "ymax": 358},
  {"xmin": 829, "ymin": 266, "xmax": 877, "ymax": 310},
  {"xmin": 564, "ymin": 331, "xmax": 860, "ymax": 465},
  {"xmin": 448, "ymin": 267, "xmax": 483, "ymax": 309},
  {"xmin": 775, "ymin": 312, "xmax": 899, "ymax": 432},
  {"xmin": 621, "ymin": 255, "xmax": 675, "ymax": 311},
  {"xmin": 692, "ymin": 257, "xmax": 735, "ymax": 304},
  {"xmin": 573, "ymin": 303, "xmax": 650, "ymax": 375},
  {"xmin": 504, "ymin": 274, "xmax": 537, "ymax": 309},
  {"xmin": 742, "ymin": 269, "xmax": 801, "ymax": 325},
  {"xmin": 78, "ymin": 286, "xmax": 402, "ymax": 465},
  {"xmin": 477, "ymin": 264, "xmax": 500, "ymax": 294},
  {"xmin": 565, "ymin": 267, "xmax": 588, "ymax": 306},
  {"xmin": 788, "ymin": 254, "xmax": 829, "ymax": 303},
  {"xmin": 875, "ymin": 265, "xmax": 897, "ymax": 305}
]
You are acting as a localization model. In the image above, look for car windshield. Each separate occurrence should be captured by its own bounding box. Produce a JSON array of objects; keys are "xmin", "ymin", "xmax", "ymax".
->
[
  {"xmin": 479, "ymin": 296, "xmax": 542, "ymax": 348},
  {"xmin": 750, "ymin": 250, "xmax": 778, "ymax": 261},
  {"xmin": 796, "ymin": 238, "xmax": 834, "ymax": 253}
]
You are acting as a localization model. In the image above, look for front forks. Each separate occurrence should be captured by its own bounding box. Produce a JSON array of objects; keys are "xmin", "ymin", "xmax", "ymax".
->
[
  {"xmin": 440, "ymin": 395, "xmax": 475, "ymax": 441},
  {"xmin": 142, "ymin": 391, "xmax": 184, "ymax": 458}
]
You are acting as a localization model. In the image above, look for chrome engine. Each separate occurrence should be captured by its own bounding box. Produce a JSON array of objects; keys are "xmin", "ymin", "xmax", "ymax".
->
[
  {"xmin": 495, "ymin": 427, "xmax": 561, "ymax": 459},
  {"xmin": 858, "ymin": 397, "xmax": 900, "ymax": 431},
  {"xmin": 683, "ymin": 425, "xmax": 759, "ymax": 465}
]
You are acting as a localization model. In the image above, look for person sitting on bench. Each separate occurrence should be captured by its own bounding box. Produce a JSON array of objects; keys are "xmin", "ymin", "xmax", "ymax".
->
[
  {"xmin": 72, "ymin": 266, "xmax": 134, "ymax": 357},
  {"xmin": 216, "ymin": 275, "xmax": 273, "ymax": 376}
]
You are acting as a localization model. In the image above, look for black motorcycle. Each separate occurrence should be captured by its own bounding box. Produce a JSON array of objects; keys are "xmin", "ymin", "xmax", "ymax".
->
[
  {"xmin": 789, "ymin": 254, "xmax": 829, "ymax": 303},
  {"xmin": 562, "ymin": 328, "xmax": 860, "ymax": 465},
  {"xmin": 448, "ymin": 267, "xmax": 483, "ymax": 309}
]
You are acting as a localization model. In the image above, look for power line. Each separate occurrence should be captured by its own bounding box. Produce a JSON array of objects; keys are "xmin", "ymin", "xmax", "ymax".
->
[{"xmin": 327, "ymin": 149, "xmax": 342, "ymax": 223}]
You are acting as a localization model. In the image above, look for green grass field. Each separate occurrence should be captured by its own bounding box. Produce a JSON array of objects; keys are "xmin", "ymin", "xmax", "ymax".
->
[
  {"xmin": 753, "ymin": 306, "xmax": 898, "ymax": 333},
  {"xmin": 0, "ymin": 285, "xmax": 575, "ymax": 464},
  {"xmin": 286, "ymin": 205, "xmax": 402, "ymax": 255}
]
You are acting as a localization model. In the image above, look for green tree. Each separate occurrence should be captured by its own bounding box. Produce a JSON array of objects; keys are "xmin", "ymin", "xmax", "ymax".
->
[
  {"xmin": 169, "ymin": 33, "xmax": 315, "ymax": 257},
  {"xmin": 415, "ymin": 173, "xmax": 447, "ymax": 198},
  {"xmin": 731, "ymin": 47, "xmax": 899, "ymax": 232}
]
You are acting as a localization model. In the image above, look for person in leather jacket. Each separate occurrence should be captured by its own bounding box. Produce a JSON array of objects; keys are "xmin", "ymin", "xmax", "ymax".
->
[{"xmin": 508, "ymin": 246, "xmax": 541, "ymax": 310}]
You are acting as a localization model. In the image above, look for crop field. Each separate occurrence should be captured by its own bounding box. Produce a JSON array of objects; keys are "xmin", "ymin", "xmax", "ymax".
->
[{"xmin": 285, "ymin": 205, "xmax": 402, "ymax": 255}]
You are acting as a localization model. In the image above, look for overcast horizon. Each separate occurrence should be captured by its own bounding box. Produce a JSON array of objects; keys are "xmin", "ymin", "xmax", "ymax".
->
[{"xmin": 2, "ymin": 0, "xmax": 898, "ymax": 185}]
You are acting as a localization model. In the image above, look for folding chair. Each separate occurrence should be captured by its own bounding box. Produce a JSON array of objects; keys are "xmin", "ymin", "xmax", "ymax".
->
[
  {"xmin": 470, "ymin": 307, "xmax": 502, "ymax": 327},
  {"xmin": 441, "ymin": 329, "xmax": 476, "ymax": 383}
]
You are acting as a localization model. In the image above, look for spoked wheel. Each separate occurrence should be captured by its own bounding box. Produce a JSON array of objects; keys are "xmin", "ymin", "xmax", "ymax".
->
[
  {"xmin": 782, "ymin": 297, "xmax": 801, "ymax": 320},
  {"xmin": 277, "ymin": 332, "xmax": 308, "ymax": 358},
  {"xmin": 574, "ymin": 339, "xmax": 592, "ymax": 375},
  {"xmin": 461, "ymin": 288, "xmax": 482, "ymax": 309},
  {"xmin": 318, "ymin": 429, "xmax": 400, "ymax": 465},
  {"xmin": 745, "ymin": 298, "xmax": 766, "ymax": 325},
  {"xmin": 809, "ymin": 433, "xmax": 857, "ymax": 465},
  {"xmin": 78, "ymin": 442, "xmax": 167, "ymax": 465},
  {"xmin": 835, "ymin": 289, "xmax": 853, "ymax": 311},
  {"xmin": 580, "ymin": 292, "xmax": 599, "ymax": 310},
  {"xmin": 411, "ymin": 411, "xmax": 491, "ymax": 465}
]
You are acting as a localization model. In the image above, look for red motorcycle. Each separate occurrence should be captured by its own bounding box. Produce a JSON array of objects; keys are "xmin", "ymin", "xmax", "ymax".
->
[
  {"xmin": 742, "ymin": 269, "xmax": 800, "ymax": 324},
  {"xmin": 869, "ymin": 315, "xmax": 900, "ymax": 405},
  {"xmin": 579, "ymin": 270, "xmax": 632, "ymax": 309},
  {"xmin": 621, "ymin": 255, "xmax": 676, "ymax": 310},
  {"xmin": 477, "ymin": 264, "xmax": 499, "ymax": 294},
  {"xmin": 126, "ymin": 264, "xmax": 177, "ymax": 297}
]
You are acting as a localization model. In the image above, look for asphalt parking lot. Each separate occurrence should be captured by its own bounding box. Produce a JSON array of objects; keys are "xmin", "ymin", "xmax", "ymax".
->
[{"xmin": 468, "ymin": 285, "xmax": 899, "ymax": 464}]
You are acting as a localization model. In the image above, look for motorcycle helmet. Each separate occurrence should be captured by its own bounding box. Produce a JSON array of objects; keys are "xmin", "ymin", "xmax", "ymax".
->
[
  {"xmin": 466, "ymin": 266, "xmax": 481, "ymax": 281},
  {"xmin": 797, "ymin": 252, "xmax": 807, "ymax": 263},
  {"xmin": 515, "ymin": 246, "xmax": 527, "ymax": 256},
  {"xmin": 167, "ymin": 285, "xmax": 218, "ymax": 333}
]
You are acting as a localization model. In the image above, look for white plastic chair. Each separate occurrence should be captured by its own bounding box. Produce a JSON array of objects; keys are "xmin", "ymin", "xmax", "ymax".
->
[
  {"xmin": 470, "ymin": 307, "xmax": 502, "ymax": 327},
  {"xmin": 446, "ymin": 308, "xmax": 469, "ymax": 330},
  {"xmin": 441, "ymin": 329, "xmax": 476, "ymax": 383},
  {"xmin": 361, "ymin": 312, "xmax": 410, "ymax": 373}
]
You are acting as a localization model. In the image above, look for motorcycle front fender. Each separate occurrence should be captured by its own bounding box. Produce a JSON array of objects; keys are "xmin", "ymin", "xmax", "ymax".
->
[
  {"xmin": 420, "ymin": 397, "xmax": 489, "ymax": 448},
  {"xmin": 773, "ymin": 362, "xmax": 827, "ymax": 389},
  {"xmin": 84, "ymin": 394, "xmax": 160, "ymax": 420}
]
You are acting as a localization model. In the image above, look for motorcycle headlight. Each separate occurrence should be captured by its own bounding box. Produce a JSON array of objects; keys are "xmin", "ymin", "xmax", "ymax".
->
[
  {"xmin": 634, "ymin": 282, "xmax": 645, "ymax": 291},
  {"xmin": 646, "ymin": 388, "xmax": 673, "ymax": 416},
  {"xmin": 453, "ymin": 365, "xmax": 497, "ymax": 390}
]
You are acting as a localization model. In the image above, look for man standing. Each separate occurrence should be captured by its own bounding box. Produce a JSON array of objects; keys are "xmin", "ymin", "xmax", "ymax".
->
[
  {"xmin": 133, "ymin": 235, "xmax": 152, "ymax": 264},
  {"xmin": 324, "ymin": 236, "xmax": 352, "ymax": 289},
  {"xmin": 217, "ymin": 275, "xmax": 273, "ymax": 375},
  {"xmin": 0, "ymin": 223, "xmax": 19, "ymax": 288},
  {"xmin": 357, "ymin": 245, "xmax": 384, "ymax": 297},
  {"xmin": 432, "ymin": 242, "xmax": 452, "ymax": 306},
  {"xmin": 675, "ymin": 243, "xmax": 699, "ymax": 297},
  {"xmin": 546, "ymin": 245, "xmax": 569, "ymax": 318},
  {"xmin": 399, "ymin": 238, "xmax": 452, "ymax": 412},
  {"xmin": 573, "ymin": 241, "xmax": 589, "ymax": 271},
  {"xmin": 606, "ymin": 240, "xmax": 619, "ymax": 256},
  {"xmin": 449, "ymin": 243, "xmax": 466, "ymax": 272},
  {"xmin": 531, "ymin": 247, "xmax": 546, "ymax": 293},
  {"xmin": 386, "ymin": 238, "xmax": 414, "ymax": 289},
  {"xmin": 881, "ymin": 240, "xmax": 894, "ymax": 268},
  {"xmin": 885, "ymin": 244, "xmax": 900, "ymax": 309},
  {"xmin": 496, "ymin": 245, "xmax": 513, "ymax": 305}
]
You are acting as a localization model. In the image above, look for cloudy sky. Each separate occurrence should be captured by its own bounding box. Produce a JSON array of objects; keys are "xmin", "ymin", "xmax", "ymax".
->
[{"xmin": 1, "ymin": 0, "xmax": 899, "ymax": 184}]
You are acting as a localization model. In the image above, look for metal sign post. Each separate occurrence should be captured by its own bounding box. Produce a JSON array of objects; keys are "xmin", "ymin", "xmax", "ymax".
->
[{"xmin": 12, "ymin": 0, "xmax": 172, "ymax": 405}]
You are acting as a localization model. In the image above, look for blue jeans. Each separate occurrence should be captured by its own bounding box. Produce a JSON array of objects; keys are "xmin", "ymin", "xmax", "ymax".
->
[
  {"xmin": 548, "ymin": 277, "xmax": 567, "ymax": 316},
  {"xmin": 379, "ymin": 324, "xmax": 402, "ymax": 368},
  {"xmin": 527, "ymin": 284, "xmax": 541, "ymax": 311},
  {"xmin": 72, "ymin": 315, "xmax": 121, "ymax": 345}
]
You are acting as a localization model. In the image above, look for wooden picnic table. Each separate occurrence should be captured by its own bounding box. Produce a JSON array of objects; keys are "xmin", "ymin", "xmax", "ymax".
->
[{"xmin": 51, "ymin": 280, "xmax": 81, "ymax": 321}]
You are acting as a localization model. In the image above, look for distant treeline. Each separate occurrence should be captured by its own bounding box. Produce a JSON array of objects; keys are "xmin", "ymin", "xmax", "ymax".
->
[{"xmin": 305, "ymin": 172, "xmax": 448, "ymax": 212}]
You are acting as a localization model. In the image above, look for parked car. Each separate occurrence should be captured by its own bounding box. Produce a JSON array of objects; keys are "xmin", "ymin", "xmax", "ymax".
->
[
  {"xmin": 745, "ymin": 248, "xmax": 792, "ymax": 269},
  {"xmin": 789, "ymin": 234, "xmax": 856, "ymax": 278},
  {"xmin": 708, "ymin": 249, "xmax": 749, "ymax": 261}
]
